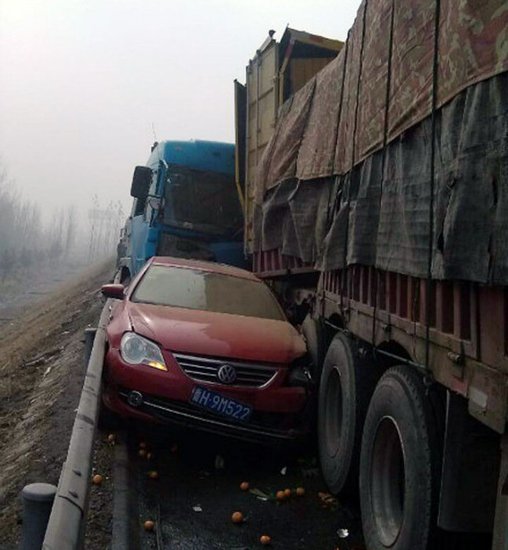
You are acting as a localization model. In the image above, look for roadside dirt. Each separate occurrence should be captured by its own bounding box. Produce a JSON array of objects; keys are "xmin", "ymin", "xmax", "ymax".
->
[{"xmin": 0, "ymin": 259, "xmax": 114, "ymax": 548}]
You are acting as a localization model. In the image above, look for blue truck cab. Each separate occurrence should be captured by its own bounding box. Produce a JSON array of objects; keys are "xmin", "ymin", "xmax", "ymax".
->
[{"xmin": 118, "ymin": 140, "xmax": 245, "ymax": 282}]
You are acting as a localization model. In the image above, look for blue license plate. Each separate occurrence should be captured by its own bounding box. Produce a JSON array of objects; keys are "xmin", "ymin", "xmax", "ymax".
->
[{"xmin": 190, "ymin": 386, "xmax": 252, "ymax": 422}]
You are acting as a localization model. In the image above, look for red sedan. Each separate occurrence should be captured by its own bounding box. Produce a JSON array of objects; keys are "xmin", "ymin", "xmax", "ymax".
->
[{"xmin": 101, "ymin": 257, "xmax": 312, "ymax": 442}]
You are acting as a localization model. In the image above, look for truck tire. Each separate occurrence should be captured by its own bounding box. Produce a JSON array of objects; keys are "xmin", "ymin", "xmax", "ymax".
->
[
  {"xmin": 359, "ymin": 366, "xmax": 442, "ymax": 550},
  {"xmin": 318, "ymin": 333, "xmax": 377, "ymax": 494}
]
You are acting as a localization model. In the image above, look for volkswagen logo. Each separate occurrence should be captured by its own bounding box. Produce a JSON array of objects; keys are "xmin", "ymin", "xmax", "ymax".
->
[{"xmin": 217, "ymin": 364, "xmax": 237, "ymax": 384}]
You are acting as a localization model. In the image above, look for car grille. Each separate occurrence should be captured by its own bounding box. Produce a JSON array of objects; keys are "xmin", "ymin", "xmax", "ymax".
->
[{"xmin": 173, "ymin": 353, "xmax": 278, "ymax": 388}]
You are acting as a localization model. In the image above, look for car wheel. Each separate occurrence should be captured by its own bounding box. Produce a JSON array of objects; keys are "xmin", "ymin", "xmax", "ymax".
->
[
  {"xmin": 359, "ymin": 366, "xmax": 442, "ymax": 550},
  {"xmin": 98, "ymin": 396, "xmax": 121, "ymax": 431},
  {"xmin": 318, "ymin": 333, "xmax": 377, "ymax": 494}
]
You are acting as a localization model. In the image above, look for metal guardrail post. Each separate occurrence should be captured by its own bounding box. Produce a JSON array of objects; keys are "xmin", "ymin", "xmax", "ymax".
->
[
  {"xmin": 20, "ymin": 483, "xmax": 57, "ymax": 550},
  {"xmin": 42, "ymin": 303, "xmax": 110, "ymax": 550}
]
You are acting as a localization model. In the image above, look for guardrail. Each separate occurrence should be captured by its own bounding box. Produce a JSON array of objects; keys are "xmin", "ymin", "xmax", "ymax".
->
[{"xmin": 41, "ymin": 302, "xmax": 110, "ymax": 549}]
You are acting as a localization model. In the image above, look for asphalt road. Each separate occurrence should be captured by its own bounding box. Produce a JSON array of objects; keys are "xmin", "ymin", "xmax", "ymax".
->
[{"xmin": 125, "ymin": 423, "xmax": 364, "ymax": 550}]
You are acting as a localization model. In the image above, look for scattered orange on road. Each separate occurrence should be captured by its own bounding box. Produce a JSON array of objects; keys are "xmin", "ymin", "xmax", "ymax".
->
[
  {"xmin": 231, "ymin": 511, "xmax": 244, "ymax": 524},
  {"xmin": 143, "ymin": 520, "xmax": 155, "ymax": 531},
  {"xmin": 91, "ymin": 474, "xmax": 103, "ymax": 486},
  {"xmin": 275, "ymin": 490, "xmax": 286, "ymax": 502}
]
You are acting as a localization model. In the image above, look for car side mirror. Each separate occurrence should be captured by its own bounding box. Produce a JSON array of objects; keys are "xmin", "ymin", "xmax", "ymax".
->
[
  {"xmin": 130, "ymin": 166, "xmax": 152, "ymax": 199},
  {"xmin": 101, "ymin": 283, "xmax": 125, "ymax": 300}
]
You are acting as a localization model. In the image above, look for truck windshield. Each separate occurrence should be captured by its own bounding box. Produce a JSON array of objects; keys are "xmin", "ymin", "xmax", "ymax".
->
[
  {"xmin": 163, "ymin": 165, "xmax": 243, "ymax": 238},
  {"xmin": 131, "ymin": 265, "xmax": 285, "ymax": 321}
]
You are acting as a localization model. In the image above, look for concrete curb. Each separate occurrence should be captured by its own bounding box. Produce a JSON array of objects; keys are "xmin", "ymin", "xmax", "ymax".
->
[
  {"xmin": 111, "ymin": 432, "xmax": 139, "ymax": 550},
  {"xmin": 43, "ymin": 302, "xmax": 110, "ymax": 550}
]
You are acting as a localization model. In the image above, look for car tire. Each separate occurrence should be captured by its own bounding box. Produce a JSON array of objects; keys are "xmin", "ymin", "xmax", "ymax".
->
[
  {"xmin": 317, "ymin": 333, "xmax": 377, "ymax": 494},
  {"xmin": 98, "ymin": 396, "xmax": 121, "ymax": 432},
  {"xmin": 359, "ymin": 366, "xmax": 442, "ymax": 550}
]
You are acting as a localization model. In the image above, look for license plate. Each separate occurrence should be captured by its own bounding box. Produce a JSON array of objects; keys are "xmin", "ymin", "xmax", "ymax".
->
[{"xmin": 190, "ymin": 386, "xmax": 252, "ymax": 422}]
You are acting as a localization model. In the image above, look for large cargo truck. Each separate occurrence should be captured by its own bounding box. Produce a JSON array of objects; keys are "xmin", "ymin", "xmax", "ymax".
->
[
  {"xmin": 118, "ymin": 139, "xmax": 245, "ymax": 282},
  {"xmin": 235, "ymin": 6, "xmax": 508, "ymax": 550}
]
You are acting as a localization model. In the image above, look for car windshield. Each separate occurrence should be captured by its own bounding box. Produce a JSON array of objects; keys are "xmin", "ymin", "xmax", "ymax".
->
[{"xmin": 131, "ymin": 265, "xmax": 285, "ymax": 321}]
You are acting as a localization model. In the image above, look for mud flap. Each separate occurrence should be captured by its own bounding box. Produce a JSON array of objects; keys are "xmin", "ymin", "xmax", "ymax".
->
[{"xmin": 438, "ymin": 393, "xmax": 500, "ymax": 532}]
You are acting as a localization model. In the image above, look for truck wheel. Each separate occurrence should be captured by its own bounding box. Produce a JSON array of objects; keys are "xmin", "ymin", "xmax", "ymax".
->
[
  {"xmin": 318, "ymin": 333, "xmax": 377, "ymax": 494},
  {"xmin": 301, "ymin": 315, "xmax": 324, "ymax": 379},
  {"xmin": 359, "ymin": 366, "xmax": 442, "ymax": 550}
]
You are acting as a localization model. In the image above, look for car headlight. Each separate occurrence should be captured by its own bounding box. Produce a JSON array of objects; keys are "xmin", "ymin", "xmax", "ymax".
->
[{"xmin": 120, "ymin": 332, "xmax": 167, "ymax": 371}]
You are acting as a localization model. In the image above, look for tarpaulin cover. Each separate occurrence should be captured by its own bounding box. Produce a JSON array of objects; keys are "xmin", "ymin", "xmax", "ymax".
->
[
  {"xmin": 387, "ymin": 0, "xmax": 435, "ymax": 143},
  {"xmin": 438, "ymin": 0, "xmax": 508, "ymax": 107},
  {"xmin": 255, "ymin": 0, "xmax": 507, "ymax": 185},
  {"xmin": 355, "ymin": 0, "xmax": 392, "ymax": 162},
  {"xmin": 252, "ymin": 0, "xmax": 508, "ymax": 284},
  {"xmin": 255, "ymin": 78, "xmax": 316, "ymax": 201},
  {"xmin": 321, "ymin": 73, "xmax": 508, "ymax": 284},
  {"xmin": 334, "ymin": 0, "xmax": 366, "ymax": 175},
  {"xmin": 254, "ymin": 178, "xmax": 333, "ymax": 264},
  {"xmin": 296, "ymin": 52, "xmax": 344, "ymax": 180}
]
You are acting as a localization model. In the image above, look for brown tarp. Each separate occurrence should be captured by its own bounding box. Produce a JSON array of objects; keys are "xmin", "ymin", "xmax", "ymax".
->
[
  {"xmin": 296, "ymin": 51, "xmax": 344, "ymax": 181},
  {"xmin": 255, "ymin": 78, "xmax": 316, "ymax": 202},
  {"xmin": 255, "ymin": 0, "xmax": 508, "ymax": 191},
  {"xmin": 355, "ymin": 0, "xmax": 392, "ymax": 162},
  {"xmin": 438, "ymin": 0, "xmax": 508, "ymax": 107},
  {"xmin": 253, "ymin": 0, "xmax": 508, "ymax": 284},
  {"xmin": 334, "ymin": 0, "xmax": 366, "ymax": 175},
  {"xmin": 387, "ymin": 0, "xmax": 435, "ymax": 143}
]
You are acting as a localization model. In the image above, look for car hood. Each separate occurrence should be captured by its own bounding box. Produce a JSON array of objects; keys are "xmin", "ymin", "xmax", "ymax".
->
[{"xmin": 127, "ymin": 302, "xmax": 306, "ymax": 364}]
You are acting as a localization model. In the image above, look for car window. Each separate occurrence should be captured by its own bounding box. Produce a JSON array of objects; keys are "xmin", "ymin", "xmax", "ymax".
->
[{"xmin": 131, "ymin": 265, "xmax": 285, "ymax": 321}]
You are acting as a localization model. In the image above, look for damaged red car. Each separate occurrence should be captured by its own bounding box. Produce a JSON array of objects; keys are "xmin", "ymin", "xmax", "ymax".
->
[{"xmin": 100, "ymin": 257, "xmax": 312, "ymax": 442}]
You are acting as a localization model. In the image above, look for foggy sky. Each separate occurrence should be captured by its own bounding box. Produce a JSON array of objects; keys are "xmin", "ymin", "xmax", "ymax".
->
[{"xmin": 0, "ymin": 0, "xmax": 359, "ymax": 221}]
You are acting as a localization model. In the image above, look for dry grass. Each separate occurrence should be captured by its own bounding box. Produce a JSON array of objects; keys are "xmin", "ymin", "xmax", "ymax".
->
[{"xmin": 0, "ymin": 259, "xmax": 114, "ymax": 545}]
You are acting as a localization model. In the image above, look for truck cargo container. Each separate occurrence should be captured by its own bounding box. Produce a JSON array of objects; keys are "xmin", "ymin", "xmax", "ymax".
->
[{"xmin": 235, "ymin": 6, "xmax": 508, "ymax": 550}]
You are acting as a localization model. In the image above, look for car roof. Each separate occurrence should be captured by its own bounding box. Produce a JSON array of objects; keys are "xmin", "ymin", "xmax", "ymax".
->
[{"xmin": 150, "ymin": 256, "xmax": 260, "ymax": 282}]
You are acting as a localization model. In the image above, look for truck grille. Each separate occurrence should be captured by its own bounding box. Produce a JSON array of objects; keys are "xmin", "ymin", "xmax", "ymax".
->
[{"xmin": 173, "ymin": 353, "xmax": 278, "ymax": 388}]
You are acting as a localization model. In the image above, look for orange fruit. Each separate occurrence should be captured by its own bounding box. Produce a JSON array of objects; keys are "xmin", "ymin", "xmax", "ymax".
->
[
  {"xmin": 275, "ymin": 490, "xmax": 286, "ymax": 502},
  {"xmin": 231, "ymin": 511, "xmax": 244, "ymax": 524},
  {"xmin": 240, "ymin": 481, "xmax": 250, "ymax": 491},
  {"xmin": 92, "ymin": 474, "xmax": 103, "ymax": 485},
  {"xmin": 143, "ymin": 520, "xmax": 155, "ymax": 531},
  {"xmin": 260, "ymin": 534, "xmax": 272, "ymax": 545},
  {"xmin": 284, "ymin": 488, "xmax": 291, "ymax": 498},
  {"xmin": 296, "ymin": 487, "xmax": 305, "ymax": 496},
  {"xmin": 147, "ymin": 470, "xmax": 159, "ymax": 480},
  {"xmin": 138, "ymin": 449, "xmax": 147, "ymax": 458}
]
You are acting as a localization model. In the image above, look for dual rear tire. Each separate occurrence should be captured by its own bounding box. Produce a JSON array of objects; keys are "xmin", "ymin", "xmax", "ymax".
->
[
  {"xmin": 317, "ymin": 333, "xmax": 442, "ymax": 550},
  {"xmin": 359, "ymin": 367, "xmax": 442, "ymax": 550},
  {"xmin": 317, "ymin": 333, "xmax": 377, "ymax": 493}
]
